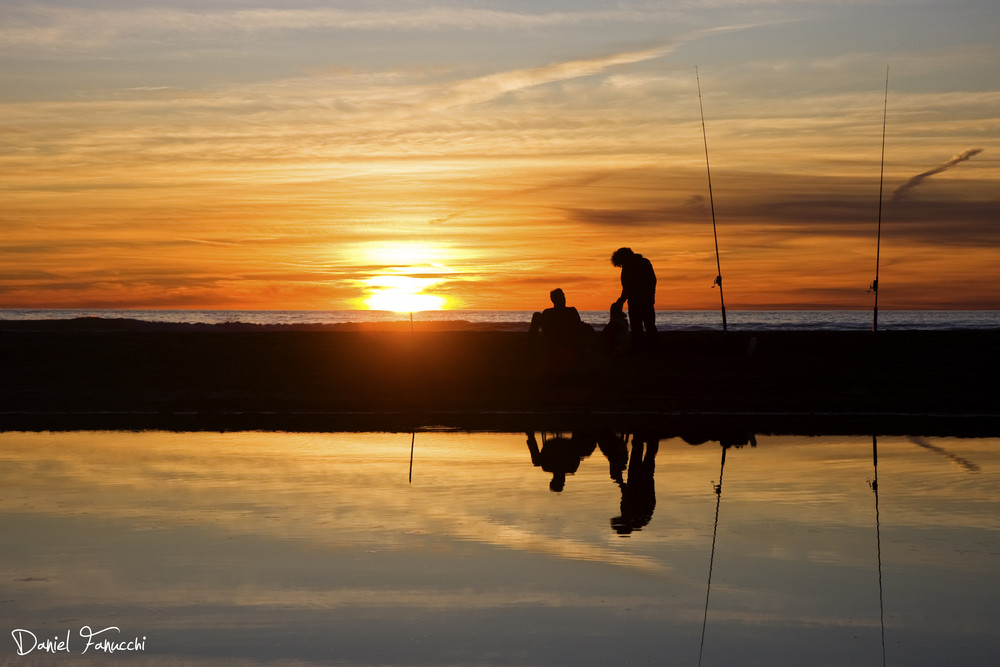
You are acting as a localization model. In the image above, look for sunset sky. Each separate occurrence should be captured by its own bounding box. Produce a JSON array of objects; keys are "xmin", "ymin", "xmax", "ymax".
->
[{"xmin": 2, "ymin": 1, "xmax": 997, "ymax": 311}]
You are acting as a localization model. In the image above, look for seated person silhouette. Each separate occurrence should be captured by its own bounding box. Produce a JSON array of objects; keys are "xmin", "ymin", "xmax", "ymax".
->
[
  {"xmin": 528, "ymin": 288, "xmax": 594, "ymax": 373},
  {"xmin": 529, "ymin": 288, "xmax": 581, "ymax": 341}
]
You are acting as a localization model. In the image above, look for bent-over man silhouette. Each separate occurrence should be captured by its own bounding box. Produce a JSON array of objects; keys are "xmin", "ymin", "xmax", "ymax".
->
[{"xmin": 611, "ymin": 247, "xmax": 657, "ymax": 348}]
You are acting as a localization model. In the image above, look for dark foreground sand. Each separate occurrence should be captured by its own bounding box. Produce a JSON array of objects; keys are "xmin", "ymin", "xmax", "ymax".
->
[{"xmin": 1, "ymin": 319, "xmax": 998, "ymax": 435}]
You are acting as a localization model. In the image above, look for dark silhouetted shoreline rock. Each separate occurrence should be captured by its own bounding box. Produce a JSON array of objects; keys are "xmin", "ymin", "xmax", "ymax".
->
[{"xmin": 1, "ymin": 322, "xmax": 997, "ymax": 434}]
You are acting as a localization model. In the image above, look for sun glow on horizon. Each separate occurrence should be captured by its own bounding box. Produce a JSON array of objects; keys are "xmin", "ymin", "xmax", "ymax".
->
[
  {"xmin": 359, "ymin": 242, "xmax": 453, "ymax": 312},
  {"xmin": 364, "ymin": 275, "xmax": 448, "ymax": 312}
]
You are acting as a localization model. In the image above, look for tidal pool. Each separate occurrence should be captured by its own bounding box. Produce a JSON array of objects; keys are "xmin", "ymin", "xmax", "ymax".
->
[{"xmin": 1, "ymin": 430, "xmax": 998, "ymax": 666}]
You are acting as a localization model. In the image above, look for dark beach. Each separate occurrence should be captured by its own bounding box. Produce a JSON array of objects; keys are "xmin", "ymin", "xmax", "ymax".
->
[{"xmin": 1, "ymin": 318, "xmax": 998, "ymax": 435}]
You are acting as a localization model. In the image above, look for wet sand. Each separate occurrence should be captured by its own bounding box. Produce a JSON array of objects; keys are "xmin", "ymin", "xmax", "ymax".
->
[{"xmin": 1, "ymin": 319, "xmax": 997, "ymax": 434}]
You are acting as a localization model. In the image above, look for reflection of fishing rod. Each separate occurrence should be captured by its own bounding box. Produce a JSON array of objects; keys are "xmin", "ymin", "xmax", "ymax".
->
[
  {"xmin": 698, "ymin": 444, "xmax": 727, "ymax": 667},
  {"xmin": 870, "ymin": 435, "xmax": 886, "ymax": 667},
  {"xmin": 871, "ymin": 67, "xmax": 889, "ymax": 333},
  {"xmin": 696, "ymin": 67, "xmax": 727, "ymax": 332},
  {"xmin": 409, "ymin": 432, "xmax": 415, "ymax": 483}
]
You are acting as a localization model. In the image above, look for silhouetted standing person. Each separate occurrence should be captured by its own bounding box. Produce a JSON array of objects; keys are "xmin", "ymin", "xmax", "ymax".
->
[{"xmin": 611, "ymin": 247, "xmax": 657, "ymax": 348}]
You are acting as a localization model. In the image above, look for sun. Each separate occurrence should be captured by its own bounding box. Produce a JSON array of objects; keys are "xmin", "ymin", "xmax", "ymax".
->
[
  {"xmin": 362, "ymin": 268, "xmax": 449, "ymax": 313},
  {"xmin": 366, "ymin": 290, "xmax": 447, "ymax": 312},
  {"xmin": 355, "ymin": 242, "xmax": 455, "ymax": 312}
]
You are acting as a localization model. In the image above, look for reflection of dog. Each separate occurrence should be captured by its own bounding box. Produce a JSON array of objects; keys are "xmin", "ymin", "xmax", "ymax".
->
[{"xmin": 601, "ymin": 302, "xmax": 629, "ymax": 354}]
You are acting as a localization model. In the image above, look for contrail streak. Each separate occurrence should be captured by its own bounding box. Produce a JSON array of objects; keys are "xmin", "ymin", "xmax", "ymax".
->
[{"xmin": 891, "ymin": 148, "xmax": 984, "ymax": 202}]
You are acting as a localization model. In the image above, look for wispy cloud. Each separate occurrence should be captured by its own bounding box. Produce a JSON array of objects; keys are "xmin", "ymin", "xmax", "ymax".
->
[
  {"xmin": 0, "ymin": 5, "xmax": 674, "ymax": 52},
  {"xmin": 429, "ymin": 24, "xmax": 760, "ymax": 110},
  {"xmin": 431, "ymin": 44, "xmax": 679, "ymax": 111}
]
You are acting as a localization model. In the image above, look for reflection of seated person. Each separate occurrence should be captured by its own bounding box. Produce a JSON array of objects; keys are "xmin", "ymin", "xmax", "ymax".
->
[
  {"xmin": 526, "ymin": 431, "xmax": 597, "ymax": 492},
  {"xmin": 600, "ymin": 301, "xmax": 629, "ymax": 355},
  {"xmin": 528, "ymin": 288, "xmax": 591, "ymax": 351}
]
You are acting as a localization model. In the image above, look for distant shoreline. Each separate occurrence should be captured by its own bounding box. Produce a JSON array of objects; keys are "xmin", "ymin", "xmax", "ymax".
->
[
  {"xmin": 2, "ymin": 309, "xmax": 999, "ymax": 333},
  {"xmin": 0, "ymin": 315, "xmax": 527, "ymax": 333}
]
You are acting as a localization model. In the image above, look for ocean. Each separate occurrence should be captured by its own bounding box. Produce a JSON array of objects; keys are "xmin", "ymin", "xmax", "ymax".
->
[{"xmin": 1, "ymin": 309, "xmax": 998, "ymax": 331}]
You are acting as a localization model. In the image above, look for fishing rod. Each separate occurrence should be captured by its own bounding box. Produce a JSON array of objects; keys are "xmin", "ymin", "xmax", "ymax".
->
[
  {"xmin": 696, "ymin": 66, "xmax": 727, "ymax": 332},
  {"xmin": 872, "ymin": 67, "xmax": 889, "ymax": 333}
]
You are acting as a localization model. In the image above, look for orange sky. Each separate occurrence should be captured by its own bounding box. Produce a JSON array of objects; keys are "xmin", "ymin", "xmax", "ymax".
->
[{"xmin": 2, "ymin": 3, "xmax": 997, "ymax": 311}]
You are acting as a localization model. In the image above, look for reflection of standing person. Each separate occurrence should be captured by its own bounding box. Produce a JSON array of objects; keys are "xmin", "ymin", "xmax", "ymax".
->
[
  {"xmin": 611, "ymin": 433, "xmax": 658, "ymax": 535},
  {"xmin": 611, "ymin": 248, "xmax": 657, "ymax": 348}
]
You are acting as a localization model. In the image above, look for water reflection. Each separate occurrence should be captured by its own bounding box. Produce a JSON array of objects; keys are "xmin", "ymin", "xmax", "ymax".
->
[
  {"xmin": 612, "ymin": 432, "xmax": 658, "ymax": 535},
  {"xmin": 1, "ymin": 429, "xmax": 998, "ymax": 666},
  {"xmin": 698, "ymin": 431, "xmax": 752, "ymax": 666},
  {"xmin": 526, "ymin": 427, "xmax": 757, "ymax": 537},
  {"xmin": 526, "ymin": 428, "xmax": 657, "ymax": 535}
]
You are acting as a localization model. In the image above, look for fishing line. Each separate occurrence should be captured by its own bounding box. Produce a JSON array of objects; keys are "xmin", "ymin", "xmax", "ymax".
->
[{"xmin": 696, "ymin": 67, "xmax": 727, "ymax": 331}]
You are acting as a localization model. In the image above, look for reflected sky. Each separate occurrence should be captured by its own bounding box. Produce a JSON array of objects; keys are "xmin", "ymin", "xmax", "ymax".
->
[{"xmin": 2, "ymin": 430, "xmax": 999, "ymax": 666}]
